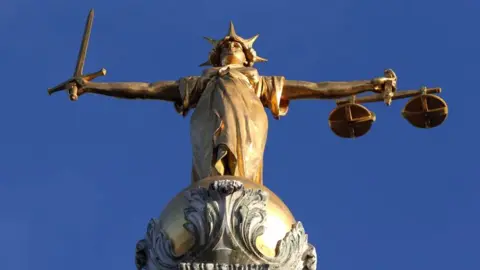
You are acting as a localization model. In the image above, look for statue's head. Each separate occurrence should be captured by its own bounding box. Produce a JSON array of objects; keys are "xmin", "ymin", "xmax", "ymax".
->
[
  {"xmin": 219, "ymin": 40, "xmax": 246, "ymax": 66},
  {"xmin": 200, "ymin": 22, "xmax": 267, "ymax": 67}
]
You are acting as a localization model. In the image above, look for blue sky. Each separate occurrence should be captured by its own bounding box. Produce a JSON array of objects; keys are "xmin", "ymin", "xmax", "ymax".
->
[{"xmin": 0, "ymin": 0, "xmax": 478, "ymax": 269}]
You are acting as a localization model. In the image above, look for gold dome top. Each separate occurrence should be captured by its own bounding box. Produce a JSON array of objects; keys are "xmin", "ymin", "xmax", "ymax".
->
[{"xmin": 158, "ymin": 176, "xmax": 296, "ymax": 258}]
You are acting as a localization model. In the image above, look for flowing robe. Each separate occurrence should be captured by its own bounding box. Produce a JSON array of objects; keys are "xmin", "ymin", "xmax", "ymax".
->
[{"xmin": 174, "ymin": 64, "xmax": 289, "ymax": 184}]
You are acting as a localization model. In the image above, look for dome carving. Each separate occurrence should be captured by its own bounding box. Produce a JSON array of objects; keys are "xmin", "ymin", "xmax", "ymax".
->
[{"xmin": 135, "ymin": 176, "xmax": 316, "ymax": 269}]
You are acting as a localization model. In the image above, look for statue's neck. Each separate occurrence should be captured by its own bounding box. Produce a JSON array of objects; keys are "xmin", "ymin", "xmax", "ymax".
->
[{"xmin": 220, "ymin": 63, "xmax": 244, "ymax": 68}]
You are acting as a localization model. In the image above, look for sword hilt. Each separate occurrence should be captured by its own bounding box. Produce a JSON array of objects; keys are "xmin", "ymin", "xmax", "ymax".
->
[
  {"xmin": 69, "ymin": 84, "xmax": 79, "ymax": 101},
  {"xmin": 48, "ymin": 68, "xmax": 107, "ymax": 101}
]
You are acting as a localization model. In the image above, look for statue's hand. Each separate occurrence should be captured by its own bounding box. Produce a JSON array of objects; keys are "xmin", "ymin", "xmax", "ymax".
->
[
  {"xmin": 47, "ymin": 68, "xmax": 107, "ymax": 101},
  {"xmin": 371, "ymin": 69, "xmax": 397, "ymax": 93},
  {"xmin": 371, "ymin": 69, "xmax": 397, "ymax": 105},
  {"xmin": 68, "ymin": 77, "xmax": 89, "ymax": 100}
]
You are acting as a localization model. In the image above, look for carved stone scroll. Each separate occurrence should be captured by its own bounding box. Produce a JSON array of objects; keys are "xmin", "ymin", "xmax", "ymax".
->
[{"xmin": 136, "ymin": 179, "xmax": 317, "ymax": 270}]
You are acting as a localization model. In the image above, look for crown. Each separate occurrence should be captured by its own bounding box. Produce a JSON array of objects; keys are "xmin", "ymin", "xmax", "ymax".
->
[{"xmin": 200, "ymin": 21, "xmax": 268, "ymax": 67}]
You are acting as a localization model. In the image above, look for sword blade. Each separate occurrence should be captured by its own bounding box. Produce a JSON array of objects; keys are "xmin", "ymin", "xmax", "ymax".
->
[{"xmin": 73, "ymin": 9, "xmax": 94, "ymax": 77}]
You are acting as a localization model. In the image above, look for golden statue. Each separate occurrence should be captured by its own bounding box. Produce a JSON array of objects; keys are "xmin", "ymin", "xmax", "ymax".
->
[
  {"xmin": 48, "ymin": 10, "xmax": 447, "ymax": 186},
  {"xmin": 48, "ymin": 10, "xmax": 449, "ymax": 269}
]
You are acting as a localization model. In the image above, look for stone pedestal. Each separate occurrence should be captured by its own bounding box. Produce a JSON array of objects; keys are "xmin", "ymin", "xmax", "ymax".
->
[{"xmin": 135, "ymin": 176, "xmax": 317, "ymax": 270}]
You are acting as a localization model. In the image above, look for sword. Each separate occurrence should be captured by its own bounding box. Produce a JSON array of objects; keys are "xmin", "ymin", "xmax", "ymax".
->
[{"xmin": 48, "ymin": 9, "xmax": 107, "ymax": 100}]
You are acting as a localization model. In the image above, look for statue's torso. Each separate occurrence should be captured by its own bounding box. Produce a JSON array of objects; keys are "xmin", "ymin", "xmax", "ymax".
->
[
  {"xmin": 188, "ymin": 65, "xmax": 269, "ymax": 182},
  {"xmin": 191, "ymin": 65, "xmax": 268, "ymax": 130}
]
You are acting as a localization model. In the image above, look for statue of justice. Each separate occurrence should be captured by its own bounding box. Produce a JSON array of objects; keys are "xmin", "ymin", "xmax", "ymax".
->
[{"xmin": 48, "ymin": 10, "xmax": 448, "ymax": 185}]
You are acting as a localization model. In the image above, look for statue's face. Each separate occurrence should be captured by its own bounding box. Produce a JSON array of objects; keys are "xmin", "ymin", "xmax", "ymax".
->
[{"xmin": 220, "ymin": 41, "xmax": 246, "ymax": 66}]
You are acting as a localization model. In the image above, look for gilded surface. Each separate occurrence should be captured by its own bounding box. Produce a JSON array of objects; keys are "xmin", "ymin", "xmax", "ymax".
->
[
  {"xmin": 48, "ymin": 19, "xmax": 408, "ymax": 185},
  {"xmin": 48, "ymin": 10, "xmax": 447, "ymax": 270},
  {"xmin": 176, "ymin": 67, "xmax": 286, "ymax": 184}
]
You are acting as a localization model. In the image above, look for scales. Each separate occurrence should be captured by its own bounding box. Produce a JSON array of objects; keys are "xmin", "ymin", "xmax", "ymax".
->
[{"xmin": 328, "ymin": 71, "xmax": 448, "ymax": 138}]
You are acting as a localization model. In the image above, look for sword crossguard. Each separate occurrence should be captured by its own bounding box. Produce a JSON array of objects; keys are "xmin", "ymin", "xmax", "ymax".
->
[
  {"xmin": 69, "ymin": 68, "xmax": 107, "ymax": 100},
  {"xmin": 47, "ymin": 68, "xmax": 107, "ymax": 100}
]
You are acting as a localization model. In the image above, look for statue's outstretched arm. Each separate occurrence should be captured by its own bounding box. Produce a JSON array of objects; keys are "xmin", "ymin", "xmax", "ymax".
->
[
  {"xmin": 282, "ymin": 80, "xmax": 375, "ymax": 100},
  {"xmin": 282, "ymin": 72, "xmax": 396, "ymax": 100},
  {"xmin": 82, "ymin": 80, "xmax": 180, "ymax": 102}
]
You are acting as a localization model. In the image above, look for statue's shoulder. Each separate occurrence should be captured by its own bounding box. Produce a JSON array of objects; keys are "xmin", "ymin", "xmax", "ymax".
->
[
  {"xmin": 239, "ymin": 66, "xmax": 258, "ymax": 73},
  {"xmin": 239, "ymin": 67, "xmax": 260, "ymax": 81},
  {"xmin": 201, "ymin": 67, "xmax": 220, "ymax": 77}
]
